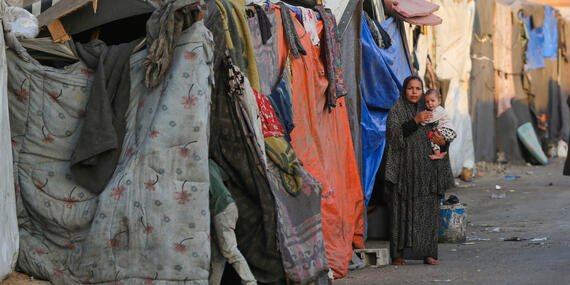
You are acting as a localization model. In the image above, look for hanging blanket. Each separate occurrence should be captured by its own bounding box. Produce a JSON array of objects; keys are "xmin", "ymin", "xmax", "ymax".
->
[{"xmin": 10, "ymin": 21, "xmax": 215, "ymax": 284}]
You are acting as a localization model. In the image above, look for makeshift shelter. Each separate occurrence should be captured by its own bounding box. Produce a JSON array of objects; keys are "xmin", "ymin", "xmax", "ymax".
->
[
  {"xmin": 0, "ymin": 2, "xmax": 19, "ymax": 282},
  {"xmin": 1, "ymin": 0, "xmax": 369, "ymax": 282},
  {"xmin": 470, "ymin": 0, "xmax": 496, "ymax": 162},
  {"xmin": 431, "ymin": 0, "xmax": 476, "ymax": 175}
]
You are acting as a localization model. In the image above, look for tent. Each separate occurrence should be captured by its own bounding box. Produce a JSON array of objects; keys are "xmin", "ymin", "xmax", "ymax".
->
[{"xmin": 0, "ymin": 2, "xmax": 19, "ymax": 282}]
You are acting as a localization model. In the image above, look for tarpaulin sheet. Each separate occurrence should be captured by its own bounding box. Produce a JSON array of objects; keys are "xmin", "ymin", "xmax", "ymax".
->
[
  {"xmin": 433, "ymin": 0, "xmax": 475, "ymax": 176},
  {"xmin": 469, "ymin": 0, "xmax": 496, "ymax": 162},
  {"xmin": 542, "ymin": 5, "xmax": 558, "ymax": 59},
  {"xmin": 380, "ymin": 17, "xmax": 412, "ymax": 86},
  {"xmin": 274, "ymin": 7, "xmax": 364, "ymax": 278},
  {"xmin": 360, "ymin": 15, "xmax": 410, "ymax": 205},
  {"xmin": 522, "ymin": 13, "xmax": 546, "ymax": 70}
]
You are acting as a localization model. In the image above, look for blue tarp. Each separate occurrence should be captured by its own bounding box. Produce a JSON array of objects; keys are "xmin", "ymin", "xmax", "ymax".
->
[
  {"xmin": 522, "ymin": 5, "xmax": 559, "ymax": 70},
  {"xmin": 360, "ymin": 16, "xmax": 411, "ymax": 205},
  {"xmin": 521, "ymin": 12, "xmax": 545, "ymax": 70},
  {"xmin": 542, "ymin": 6, "xmax": 558, "ymax": 59}
]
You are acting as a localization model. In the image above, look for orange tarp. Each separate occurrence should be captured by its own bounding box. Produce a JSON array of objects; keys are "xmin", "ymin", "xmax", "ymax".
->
[{"xmin": 273, "ymin": 7, "xmax": 364, "ymax": 278}]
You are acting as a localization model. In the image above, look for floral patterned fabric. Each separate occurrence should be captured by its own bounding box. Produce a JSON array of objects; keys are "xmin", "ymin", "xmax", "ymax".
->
[
  {"xmin": 253, "ymin": 89, "xmax": 285, "ymax": 137},
  {"xmin": 10, "ymin": 21, "xmax": 215, "ymax": 284}
]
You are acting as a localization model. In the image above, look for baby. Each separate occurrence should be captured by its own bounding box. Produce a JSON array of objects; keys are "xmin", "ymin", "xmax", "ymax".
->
[{"xmin": 422, "ymin": 89, "xmax": 456, "ymax": 160}]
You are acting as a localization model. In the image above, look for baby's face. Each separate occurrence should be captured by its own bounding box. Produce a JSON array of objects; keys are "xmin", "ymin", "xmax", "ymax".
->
[{"xmin": 425, "ymin": 94, "xmax": 440, "ymax": 111}]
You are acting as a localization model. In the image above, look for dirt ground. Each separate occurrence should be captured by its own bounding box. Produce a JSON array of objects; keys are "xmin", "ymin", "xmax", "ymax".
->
[{"xmin": 336, "ymin": 157, "xmax": 570, "ymax": 285}]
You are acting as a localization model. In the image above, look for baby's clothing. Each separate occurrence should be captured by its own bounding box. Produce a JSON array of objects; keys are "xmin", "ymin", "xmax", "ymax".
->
[
  {"xmin": 421, "ymin": 106, "xmax": 454, "ymax": 129},
  {"xmin": 422, "ymin": 106, "xmax": 456, "ymax": 151}
]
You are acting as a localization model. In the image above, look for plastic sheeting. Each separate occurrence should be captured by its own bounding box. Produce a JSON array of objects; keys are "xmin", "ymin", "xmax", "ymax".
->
[
  {"xmin": 522, "ymin": 13, "xmax": 546, "ymax": 70},
  {"xmin": 0, "ymin": 4, "xmax": 18, "ymax": 280},
  {"xmin": 542, "ymin": 5, "xmax": 558, "ymax": 59},
  {"xmin": 380, "ymin": 18, "xmax": 412, "ymax": 86},
  {"xmin": 275, "ymin": 7, "xmax": 364, "ymax": 278},
  {"xmin": 360, "ymin": 16, "xmax": 410, "ymax": 205},
  {"xmin": 433, "ymin": 0, "xmax": 475, "ymax": 176}
]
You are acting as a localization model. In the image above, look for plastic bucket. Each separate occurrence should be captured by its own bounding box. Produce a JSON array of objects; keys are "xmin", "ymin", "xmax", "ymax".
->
[{"xmin": 438, "ymin": 203, "xmax": 467, "ymax": 243}]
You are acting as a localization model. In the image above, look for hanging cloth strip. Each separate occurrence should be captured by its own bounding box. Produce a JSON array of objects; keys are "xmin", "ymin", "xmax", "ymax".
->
[
  {"xmin": 252, "ymin": 4, "xmax": 273, "ymax": 44},
  {"xmin": 314, "ymin": 5, "xmax": 347, "ymax": 111},
  {"xmin": 143, "ymin": 0, "xmax": 202, "ymax": 88},
  {"xmin": 277, "ymin": 2, "xmax": 307, "ymax": 59}
]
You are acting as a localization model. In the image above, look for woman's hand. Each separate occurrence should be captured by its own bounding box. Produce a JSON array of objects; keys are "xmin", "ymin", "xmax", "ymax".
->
[
  {"xmin": 414, "ymin": 111, "xmax": 433, "ymax": 124},
  {"xmin": 430, "ymin": 130, "xmax": 446, "ymax": 146}
]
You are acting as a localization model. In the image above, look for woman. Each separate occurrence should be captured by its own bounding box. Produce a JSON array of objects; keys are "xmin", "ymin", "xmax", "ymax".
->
[{"xmin": 384, "ymin": 76, "xmax": 454, "ymax": 265}]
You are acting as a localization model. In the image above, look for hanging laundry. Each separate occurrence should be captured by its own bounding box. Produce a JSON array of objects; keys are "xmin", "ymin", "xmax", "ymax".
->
[
  {"xmin": 217, "ymin": 0, "xmax": 247, "ymax": 71},
  {"xmin": 274, "ymin": 6, "xmax": 364, "ymax": 278},
  {"xmin": 267, "ymin": 62, "xmax": 295, "ymax": 142},
  {"xmin": 210, "ymin": 52, "xmax": 284, "ymax": 283},
  {"xmin": 277, "ymin": 2, "xmax": 307, "ymax": 59},
  {"xmin": 254, "ymin": 90, "xmax": 285, "ymax": 137},
  {"xmin": 10, "ymin": 21, "xmax": 215, "ymax": 283},
  {"xmin": 143, "ymin": 0, "xmax": 202, "ymax": 88},
  {"xmin": 314, "ymin": 6, "xmax": 347, "ymax": 110},
  {"xmin": 264, "ymin": 137, "xmax": 329, "ymax": 283},
  {"xmin": 70, "ymin": 39, "xmax": 139, "ymax": 195},
  {"xmin": 248, "ymin": 8, "xmax": 280, "ymax": 96},
  {"xmin": 365, "ymin": 12, "xmax": 384, "ymax": 48},
  {"xmin": 300, "ymin": 7, "xmax": 320, "ymax": 45},
  {"xmin": 252, "ymin": 4, "xmax": 273, "ymax": 44},
  {"xmin": 227, "ymin": 0, "xmax": 262, "ymax": 92}
]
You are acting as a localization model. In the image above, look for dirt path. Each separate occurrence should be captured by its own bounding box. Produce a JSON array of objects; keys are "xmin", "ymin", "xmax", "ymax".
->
[{"xmin": 336, "ymin": 158, "xmax": 570, "ymax": 285}]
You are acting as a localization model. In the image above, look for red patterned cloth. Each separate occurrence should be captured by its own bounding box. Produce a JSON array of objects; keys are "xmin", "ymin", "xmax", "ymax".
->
[{"xmin": 253, "ymin": 89, "xmax": 285, "ymax": 137}]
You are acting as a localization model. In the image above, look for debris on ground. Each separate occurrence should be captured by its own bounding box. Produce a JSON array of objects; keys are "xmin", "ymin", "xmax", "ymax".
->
[
  {"xmin": 504, "ymin": 175, "xmax": 520, "ymax": 179},
  {"xmin": 468, "ymin": 237, "xmax": 490, "ymax": 241},
  {"xmin": 495, "ymin": 185, "xmax": 502, "ymax": 190},
  {"xmin": 492, "ymin": 227, "xmax": 500, "ymax": 232},
  {"xmin": 504, "ymin": 237, "xmax": 527, "ymax": 241},
  {"xmin": 491, "ymin": 193, "xmax": 506, "ymax": 199},
  {"xmin": 529, "ymin": 237, "xmax": 547, "ymax": 242}
]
